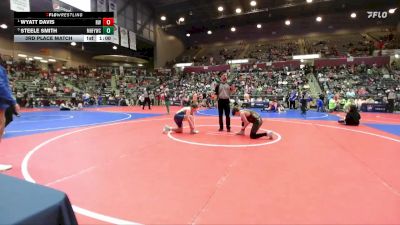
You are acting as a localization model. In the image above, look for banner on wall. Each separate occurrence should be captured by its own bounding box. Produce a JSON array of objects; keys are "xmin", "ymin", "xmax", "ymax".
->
[
  {"xmin": 129, "ymin": 31, "xmax": 136, "ymax": 50},
  {"xmin": 10, "ymin": 0, "xmax": 30, "ymax": 12},
  {"xmin": 113, "ymin": 24, "xmax": 119, "ymax": 45},
  {"xmin": 120, "ymin": 27, "xmax": 129, "ymax": 48},
  {"xmin": 96, "ymin": 0, "xmax": 106, "ymax": 12},
  {"xmin": 108, "ymin": 0, "xmax": 117, "ymax": 23}
]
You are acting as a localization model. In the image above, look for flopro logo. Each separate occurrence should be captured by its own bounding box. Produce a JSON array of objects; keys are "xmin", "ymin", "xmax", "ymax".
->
[
  {"xmin": 367, "ymin": 11, "xmax": 388, "ymax": 18},
  {"xmin": 367, "ymin": 8, "xmax": 396, "ymax": 18}
]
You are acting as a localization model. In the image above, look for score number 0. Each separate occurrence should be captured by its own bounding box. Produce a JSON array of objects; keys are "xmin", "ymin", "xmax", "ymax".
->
[{"xmin": 102, "ymin": 18, "xmax": 114, "ymax": 26}]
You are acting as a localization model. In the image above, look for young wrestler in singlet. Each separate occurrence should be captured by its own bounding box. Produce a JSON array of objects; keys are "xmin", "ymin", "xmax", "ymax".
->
[
  {"xmin": 163, "ymin": 103, "xmax": 199, "ymax": 134},
  {"xmin": 232, "ymin": 106, "xmax": 273, "ymax": 139}
]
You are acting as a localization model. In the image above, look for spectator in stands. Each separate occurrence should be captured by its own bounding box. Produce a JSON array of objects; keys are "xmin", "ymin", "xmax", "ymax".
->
[
  {"xmin": 149, "ymin": 92, "xmax": 155, "ymax": 106},
  {"xmin": 316, "ymin": 98, "xmax": 324, "ymax": 112},
  {"xmin": 71, "ymin": 91, "xmax": 77, "ymax": 106},
  {"xmin": 164, "ymin": 90, "xmax": 171, "ymax": 114},
  {"xmin": 328, "ymin": 96, "xmax": 338, "ymax": 112},
  {"xmin": 300, "ymin": 91, "xmax": 309, "ymax": 115},
  {"xmin": 343, "ymin": 99, "xmax": 355, "ymax": 112},
  {"xmin": 139, "ymin": 94, "xmax": 144, "ymax": 107},
  {"xmin": 387, "ymin": 89, "xmax": 396, "ymax": 113},
  {"xmin": 285, "ymin": 92, "xmax": 290, "ymax": 108},
  {"xmin": 289, "ymin": 89, "xmax": 297, "ymax": 109}
]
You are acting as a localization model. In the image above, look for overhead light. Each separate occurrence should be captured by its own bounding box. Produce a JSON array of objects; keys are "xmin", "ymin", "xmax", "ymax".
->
[
  {"xmin": 250, "ymin": 1, "xmax": 257, "ymax": 7},
  {"xmin": 285, "ymin": 20, "xmax": 291, "ymax": 26},
  {"xmin": 18, "ymin": 54, "xmax": 27, "ymax": 58},
  {"xmin": 235, "ymin": 8, "xmax": 242, "ymax": 14},
  {"xmin": 33, "ymin": 56, "xmax": 43, "ymax": 60},
  {"xmin": 350, "ymin": 12, "xmax": 357, "ymax": 18},
  {"xmin": 231, "ymin": 27, "xmax": 236, "ymax": 32},
  {"xmin": 179, "ymin": 17, "xmax": 185, "ymax": 22},
  {"xmin": 161, "ymin": 16, "xmax": 166, "ymax": 21},
  {"xmin": 395, "ymin": 54, "xmax": 399, "ymax": 58},
  {"xmin": 257, "ymin": 24, "xmax": 262, "ymax": 29},
  {"xmin": 27, "ymin": 58, "xmax": 33, "ymax": 61},
  {"xmin": 48, "ymin": 59, "xmax": 56, "ymax": 62},
  {"xmin": 207, "ymin": 30, "xmax": 212, "ymax": 35},
  {"xmin": 227, "ymin": 59, "xmax": 249, "ymax": 64},
  {"xmin": 113, "ymin": 46, "xmax": 117, "ymax": 50},
  {"xmin": 300, "ymin": 59, "xmax": 304, "ymax": 63},
  {"xmin": 175, "ymin": 63, "xmax": 193, "ymax": 68},
  {"xmin": 388, "ymin": 8, "xmax": 397, "ymax": 14},
  {"xmin": 218, "ymin": 6, "xmax": 224, "ymax": 12},
  {"xmin": 293, "ymin": 54, "xmax": 320, "ymax": 60},
  {"xmin": 40, "ymin": 60, "xmax": 48, "ymax": 63},
  {"xmin": 316, "ymin": 16, "xmax": 322, "ymax": 22},
  {"xmin": 70, "ymin": 42, "xmax": 77, "ymax": 46},
  {"xmin": 306, "ymin": 0, "xmax": 313, "ymax": 3},
  {"xmin": 0, "ymin": 24, "xmax": 7, "ymax": 29},
  {"xmin": 186, "ymin": 33, "xmax": 190, "ymax": 37},
  {"xmin": 138, "ymin": 64, "xmax": 143, "ymax": 67}
]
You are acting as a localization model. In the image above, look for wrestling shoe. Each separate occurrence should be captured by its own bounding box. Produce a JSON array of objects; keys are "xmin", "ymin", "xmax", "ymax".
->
[
  {"xmin": 0, "ymin": 164, "xmax": 12, "ymax": 172},
  {"xmin": 190, "ymin": 130, "xmax": 199, "ymax": 134},
  {"xmin": 163, "ymin": 125, "xmax": 171, "ymax": 134},
  {"xmin": 236, "ymin": 130, "xmax": 245, "ymax": 135},
  {"xmin": 267, "ymin": 131, "xmax": 274, "ymax": 140}
]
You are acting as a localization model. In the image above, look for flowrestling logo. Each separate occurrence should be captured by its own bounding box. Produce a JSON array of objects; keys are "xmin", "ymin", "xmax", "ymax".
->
[{"xmin": 367, "ymin": 8, "xmax": 396, "ymax": 19}]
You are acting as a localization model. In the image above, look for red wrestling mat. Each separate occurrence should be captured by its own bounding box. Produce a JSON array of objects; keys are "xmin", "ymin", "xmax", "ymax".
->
[{"xmin": 1, "ymin": 116, "xmax": 400, "ymax": 224}]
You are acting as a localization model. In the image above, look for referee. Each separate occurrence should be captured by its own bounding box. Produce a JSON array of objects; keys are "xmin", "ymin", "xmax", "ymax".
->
[
  {"xmin": 142, "ymin": 88, "xmax": 151, "ymax": 110},
  {"xmin": 0, "ymin": 65, "xmax": 20, "ymax": 171},
  {"xmin": 215, "ymin": 72, "xmax": 235, "ymax": 132}
]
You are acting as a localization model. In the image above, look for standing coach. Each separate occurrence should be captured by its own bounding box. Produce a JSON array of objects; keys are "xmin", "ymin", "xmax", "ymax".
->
[{"xmin": 215, "ymin": 72, "xmax": 235, "ymax": 132}]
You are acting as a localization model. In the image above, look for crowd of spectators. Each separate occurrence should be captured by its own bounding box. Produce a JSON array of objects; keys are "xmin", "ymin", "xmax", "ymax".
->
[
  {"xmin": 316, "ymin": 63, "xmax": 400, "ymax": 112},
  {"xmin": 246, "ymin": 41, "xmax": 299, "ymax": 62},
  {"xmin": 170, "ymin": 32, "xmax": 399, "ymax": 68},
  {"xmin": 369, "ymin": 31, "xmax": 400, "ymax": 50},
  {"xmin": 305, "ymin": 34, "xmax": 376, "ymax": 57},
  {"xmin": 2, "ymin": 49, "xmax": 399, "ymax": 113}
]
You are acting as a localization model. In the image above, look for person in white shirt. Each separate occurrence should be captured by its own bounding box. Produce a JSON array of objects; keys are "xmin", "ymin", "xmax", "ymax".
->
[{"xmin": 387, "ymin": 89, "xmax": 396, "ymax": 113}]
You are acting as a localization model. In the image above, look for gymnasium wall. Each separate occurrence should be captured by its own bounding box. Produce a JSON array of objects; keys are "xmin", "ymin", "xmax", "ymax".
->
[{"xmin": 154, "ymin": 25, "xmax": 185, "ymax": 68}]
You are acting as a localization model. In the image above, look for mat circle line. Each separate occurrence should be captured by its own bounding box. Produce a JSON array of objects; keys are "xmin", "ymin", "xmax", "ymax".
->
[{"xmin": 167, "ymin": 125, "xmax": 282, "ymax": 147}]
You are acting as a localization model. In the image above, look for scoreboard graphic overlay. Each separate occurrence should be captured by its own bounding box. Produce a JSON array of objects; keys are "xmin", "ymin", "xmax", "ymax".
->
[{"xmin": 14, "ymin": 12, "xmax": 114, "ymax": 42}]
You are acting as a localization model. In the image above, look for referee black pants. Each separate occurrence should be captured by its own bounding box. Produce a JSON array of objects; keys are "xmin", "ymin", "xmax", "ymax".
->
[
  {"xmin": 143, "ymin": 97, "xmax": 151, "ymax": 109},
  {"xmin": 218, "ymin": 99, "xmax": 230, "ymax": 130},
  {"xmin": 388, "ymin": 99, "xmax": 394, "ymax": 113}
]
